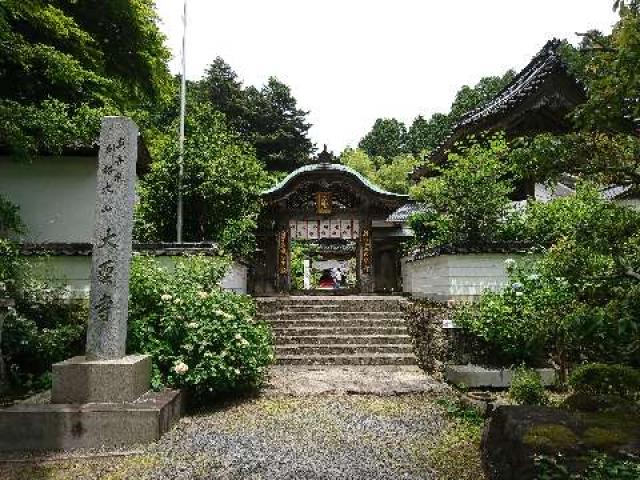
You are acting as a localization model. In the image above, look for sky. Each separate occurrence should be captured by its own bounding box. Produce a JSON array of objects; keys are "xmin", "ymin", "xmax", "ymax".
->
[{"xmin": 154, "ymin": 0, "xmax": 619, "ymax": 154}]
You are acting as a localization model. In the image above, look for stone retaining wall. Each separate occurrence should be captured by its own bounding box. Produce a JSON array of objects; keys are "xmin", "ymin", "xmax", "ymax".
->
[{"xmin": 406, "ymin": 300, "xmax": 493, "ymax": 374}]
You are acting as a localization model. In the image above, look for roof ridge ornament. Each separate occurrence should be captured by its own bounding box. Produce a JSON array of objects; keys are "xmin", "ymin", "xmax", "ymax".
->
[{"xmin": 316, "ymin": 144, "xmax": 337, "ymax": 164}]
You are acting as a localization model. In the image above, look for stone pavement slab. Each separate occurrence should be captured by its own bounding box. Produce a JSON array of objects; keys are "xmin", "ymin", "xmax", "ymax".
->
[{"xmin": 265, "ymin": 365, "xmax": 450, "ymax": 396}]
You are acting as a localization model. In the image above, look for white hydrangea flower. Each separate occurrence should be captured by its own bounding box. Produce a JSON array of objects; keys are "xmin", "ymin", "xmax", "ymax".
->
[
  {"xmin": 515, "ymin": 291, "xmax": 524, "ymax": 297},
  {"xmin": 504, "ymin": 258, "xmax": 517, "ymax": 269},
  {"xmin": 234, "ymin": 368, "xmax": 240, "ymax": 375},
  {"xmin": 197, "ymin": 291, "xmax": 209, "ymax": 299},
  {"xmin": 187, "ymin": 322, "xmax": 199, "ymax": 329},
  {"xmin": 161, "ymin": 294, "xmax": 172, "ymax": 302},
  {"xmin": 173, "ymin": 362, "xmax": 189, "ymax": 375},
  {"xmin": 234, "ymin": 333, "xmax": 243, "ymax": 340}
]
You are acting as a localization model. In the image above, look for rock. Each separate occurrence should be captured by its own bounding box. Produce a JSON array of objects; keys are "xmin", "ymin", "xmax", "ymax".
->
[{"xmin": 481, "ymin": 405, "xmax": 640, "ymax": 480}]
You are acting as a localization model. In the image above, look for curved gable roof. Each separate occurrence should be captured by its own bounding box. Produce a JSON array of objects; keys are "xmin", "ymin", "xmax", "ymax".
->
[{"xmin": 263, "ymin": 163, "xmax": 408, "ymax": 200}]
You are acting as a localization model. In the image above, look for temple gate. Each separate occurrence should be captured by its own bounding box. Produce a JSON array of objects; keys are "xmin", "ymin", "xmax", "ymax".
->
[{"xmin": 250, "ymin": 147, "xmax": 410, "ymax": 295}]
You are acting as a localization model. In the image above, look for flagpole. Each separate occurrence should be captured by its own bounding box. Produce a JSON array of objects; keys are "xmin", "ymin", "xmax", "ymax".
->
[{"xmin": 176, "ymin": 0, "xmax": 187, "ymax": 243}]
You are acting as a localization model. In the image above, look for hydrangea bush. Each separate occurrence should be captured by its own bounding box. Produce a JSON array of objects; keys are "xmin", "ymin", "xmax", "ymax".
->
[{"xmin": 127, "ymin": 255, "xmax": 274, "ymax": 398}]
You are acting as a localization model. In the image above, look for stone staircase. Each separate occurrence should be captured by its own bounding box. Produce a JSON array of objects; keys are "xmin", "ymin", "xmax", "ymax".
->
[{"xmin": 257, "ymin": 296, "xmax": 416, "ymax": 365}]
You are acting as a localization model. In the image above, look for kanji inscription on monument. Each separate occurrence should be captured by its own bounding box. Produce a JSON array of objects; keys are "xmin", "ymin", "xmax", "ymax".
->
[{"xmin": 86, "ymin": 117, "xmax": 138, "ymax": 360}]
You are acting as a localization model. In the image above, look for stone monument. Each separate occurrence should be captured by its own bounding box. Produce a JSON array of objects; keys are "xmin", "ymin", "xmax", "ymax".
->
[
  {"xmin": 51, "ymin": 116, "xmax": 150, "ymax": 404},
  {"xmin": 0, "ymin": 117, "xmax": 181, "ymax": 451}
]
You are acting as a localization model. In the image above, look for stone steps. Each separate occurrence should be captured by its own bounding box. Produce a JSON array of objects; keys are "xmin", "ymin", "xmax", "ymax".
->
[
  {"xmin": 275, "ymin": 354, "xmax": 417, "ymax": 366},
  {"xmin": 277, "ymin": 344, "xmax": 414, "ymax": 355},
  {"xmin": 275, "ymin": 334, "xmax": 412, "ymax": 345},
  {"xmin": 267, "ymin": 318, "xmax": 408, "ymax": 329},
  {"xmin": 257, "ymin": 296, "xmax": 416, "ymax": 366},
  {"xmin": 260, "ymin": 311, "xmax": 405, "ymax": 321},
  {"xmin": 257, "ymin": 297, "xmax": 406, "ymax": 313}
]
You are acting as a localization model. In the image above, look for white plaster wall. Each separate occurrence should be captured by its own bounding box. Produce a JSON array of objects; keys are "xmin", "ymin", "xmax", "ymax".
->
[
  {"xmin": 615, "ymin": 198, "xmax": 640, "ymax": 211},
  {"xmin": 0, "ymin": 156, "xmax": 98, "ymax": 243},
  {"xmin": 26, "ymin": 256, "xmax": 248, "ymax": 297},
  {"xmin": 401, "ymin": 254, "xmax": 524, "ymax": 302}
]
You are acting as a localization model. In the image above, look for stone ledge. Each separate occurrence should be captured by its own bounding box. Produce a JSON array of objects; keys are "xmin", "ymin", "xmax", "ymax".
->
[
  {"xmin": 445, "ymin": 365, "xmax": 556, "ymax": 388},
  {"xmin": 0, "ymin": 389, "xmax": 181, "ymax": 451}
]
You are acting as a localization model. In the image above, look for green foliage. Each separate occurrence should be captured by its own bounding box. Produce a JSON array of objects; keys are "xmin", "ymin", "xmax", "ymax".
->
[
  {"xmin": 510, "ymin": 367, "xmax": 548, "ymax": 406},
  {"xmin": 340, "ymin": 148, "xmax": 417, "ymax": 194},
  {"xmin": 511, "ymin": 8, "xmax": 640, "ymax": 190},
  {"xmin": 405, "ymin": 71, "xmax": 515, "ymax": 157},
  {"xmin": 454, "ymin": 186, "xmax": 640, "ymax": 374},
  {"xmin": 358, "ymin": 118, "xmax": 408, "ymax": 161},
  {"xmin": 448, "ymin": 71, "xmax": 516, "ymax": 122},
  {"xmin": 569, "ymin": 363, "xmax": 640, "ymax": 400},
  {"xmin": 435, "ymin": 398, "xmax": 484, "ymax": 426},
  {"xmin": 340, "ymin": 148, "xmax": 379, "ymax": 180},
  {"xmin": 376, "ymin": 154, "xmax": 419, "ymax": 194},
  {"xmin": 535, "ymin": 452, "xmax": 640, "ymax": 480},
  {"xmin": 574, "ymin": 8, "xmax": 640, "ymax": 134},
  {"xmin": 407, "ymin": 113, "xmax": 451, "ymax": 156},
  {"xmin": 290, "ymin": 241, "xmax": 319, "ymax": 290},
  {"xmin": 0, "ymin": 0, "xmax": 171, "ymax": 157},
  {"xmin": 0, "ymin": 239, "xmax": 20, "ymax": 298},
  {"xmin": 2, "ymin": 280, "xmax": 87, "ymax": 390},
  {"xmin": 194, "ymin": 58, "xmax": 313, "ymax": 172},
  {"xmin": 135, "ymin": 103, "xmax": 268, "ymax": 257},
  {"xmin": 410, "ymin": 135, "xmax": 520, "ymax": 246},
  {"xmin": 0, "ymin": 194, "xmax": 23, "ymax": 237},
  {"xmin": 127, "ymin": 255, "xmax": 274, "ymax": 398}
]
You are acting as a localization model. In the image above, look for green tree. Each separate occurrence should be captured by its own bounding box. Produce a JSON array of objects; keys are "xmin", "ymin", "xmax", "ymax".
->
[
  {"xmin": 0, "ymin": 0, "xmax": 171, "ymax": 157},
  {"xmin": 376, "ymin": 154, "xmax": 419, "ymax": 194},
  {"xmin": 409, "ymin": 135, "xmax": 518, "ymax": 246},
  {"xmin": 455, "ymin": 185, "xmax": 640, "ymax": 375},
  {"xmin": 244, "ymin": 77, "xmax": 313, "ymax": 172},
  {"xmin": 135, "ymin": 103, "xmax": 268, "ymax": 257},
  {"xmin": 406, "ymin": 71, "xmax": 514, "ymax": 159},
  {"xmin": 340, "ymin": 148, "xmax": 378, "ymax": 181},
  {"xmin": 340, "ymin": 148, "xmax": 416, "ymax": 194},
  {"xmin": 358, "ymin": 118, "xmax": 408, "ymax": 162},
  {"xmin": 407, "ymin": 113, "xmax": 452, "ymax": 156},
  {"xmin": 512, "ymin": 8, "xmax": 640, "ymax": 188},
  {"xmin": 448, "ymin": 71, "xmax": 516, "ymax": 121},
  {"xmin": 195, "ymin": 58, "xmax": 313, "ymax": 172}
]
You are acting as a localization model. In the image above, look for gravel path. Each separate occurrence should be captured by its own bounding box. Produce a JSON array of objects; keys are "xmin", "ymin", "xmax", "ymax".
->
[{"xmin": 0, "ymin": 394, "xmax": 458, "ymax": 480}]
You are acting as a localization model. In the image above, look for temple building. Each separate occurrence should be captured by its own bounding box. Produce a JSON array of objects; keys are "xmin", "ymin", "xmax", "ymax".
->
[{"xmin": 412, "ymin": 38, "xmax": 638, "ymax": 205}]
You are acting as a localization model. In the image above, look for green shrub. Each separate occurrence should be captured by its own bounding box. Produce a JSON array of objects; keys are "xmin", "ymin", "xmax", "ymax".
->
[
  {"xmin": 127, "ymin": 255, "xmax": 274, "ymax": 398},
  {"xmin": 535, "ymin": 452, "xmax": 640, "ymax": 480},
  {"xmin": 569, "ymin": 363, "xmax": 640, "ymax": 400},
  {"xmin": 2, "ymin": 281, "xmax": 87, "ymax": 390},
  {"xmin": 0, "ymin": 239, "xmax": 20, "ymax": 298},
  {"xmin": 0, "ymin": 194, "xmax": 23, "ymax": 236},
  {"xmin": 510, "ymin": 367, "xmax": 547, "ymax": 406}
]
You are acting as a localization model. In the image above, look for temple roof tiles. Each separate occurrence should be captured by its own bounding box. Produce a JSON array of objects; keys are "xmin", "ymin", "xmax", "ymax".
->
[{"xmin": 262, "ymin": 162, "xmax": 408, "ymax": 199}]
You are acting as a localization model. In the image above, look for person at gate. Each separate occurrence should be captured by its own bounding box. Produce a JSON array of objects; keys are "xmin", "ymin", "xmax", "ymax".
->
[
  {"xmin": 318, "ymin": 269, "xmax": 335, "ymax": 289},
  {"xmin": 333, "ymin": 268, "xmax": 343, "ymax": 289}
]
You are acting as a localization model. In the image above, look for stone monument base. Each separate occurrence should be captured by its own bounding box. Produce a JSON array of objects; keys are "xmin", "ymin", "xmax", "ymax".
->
[
  {"xmin": 52, "ymin": 354, "xmax": 152, "ymax": 404},
  {"xmin": 0, "ymin": 389, "xmax": 182, "ymax": 451}
]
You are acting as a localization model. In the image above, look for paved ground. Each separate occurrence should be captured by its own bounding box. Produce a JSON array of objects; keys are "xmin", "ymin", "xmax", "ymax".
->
[
  {"xmin": 264, "ymin": 366, "xmax": 450, "ymax": 396},
  {"xmin": 0, "ymin": 370, "xmax": 481, "ymax": 480}
]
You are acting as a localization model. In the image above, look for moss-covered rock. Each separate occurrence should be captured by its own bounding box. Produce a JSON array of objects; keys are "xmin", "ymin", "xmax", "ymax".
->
[
  {"xmin": 523, "ymin": 424, "xmax": 578, "ymax": 451},
  {"xmin": 482, "ymin": 405, "xmax": 640, "ymax": 480}
]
